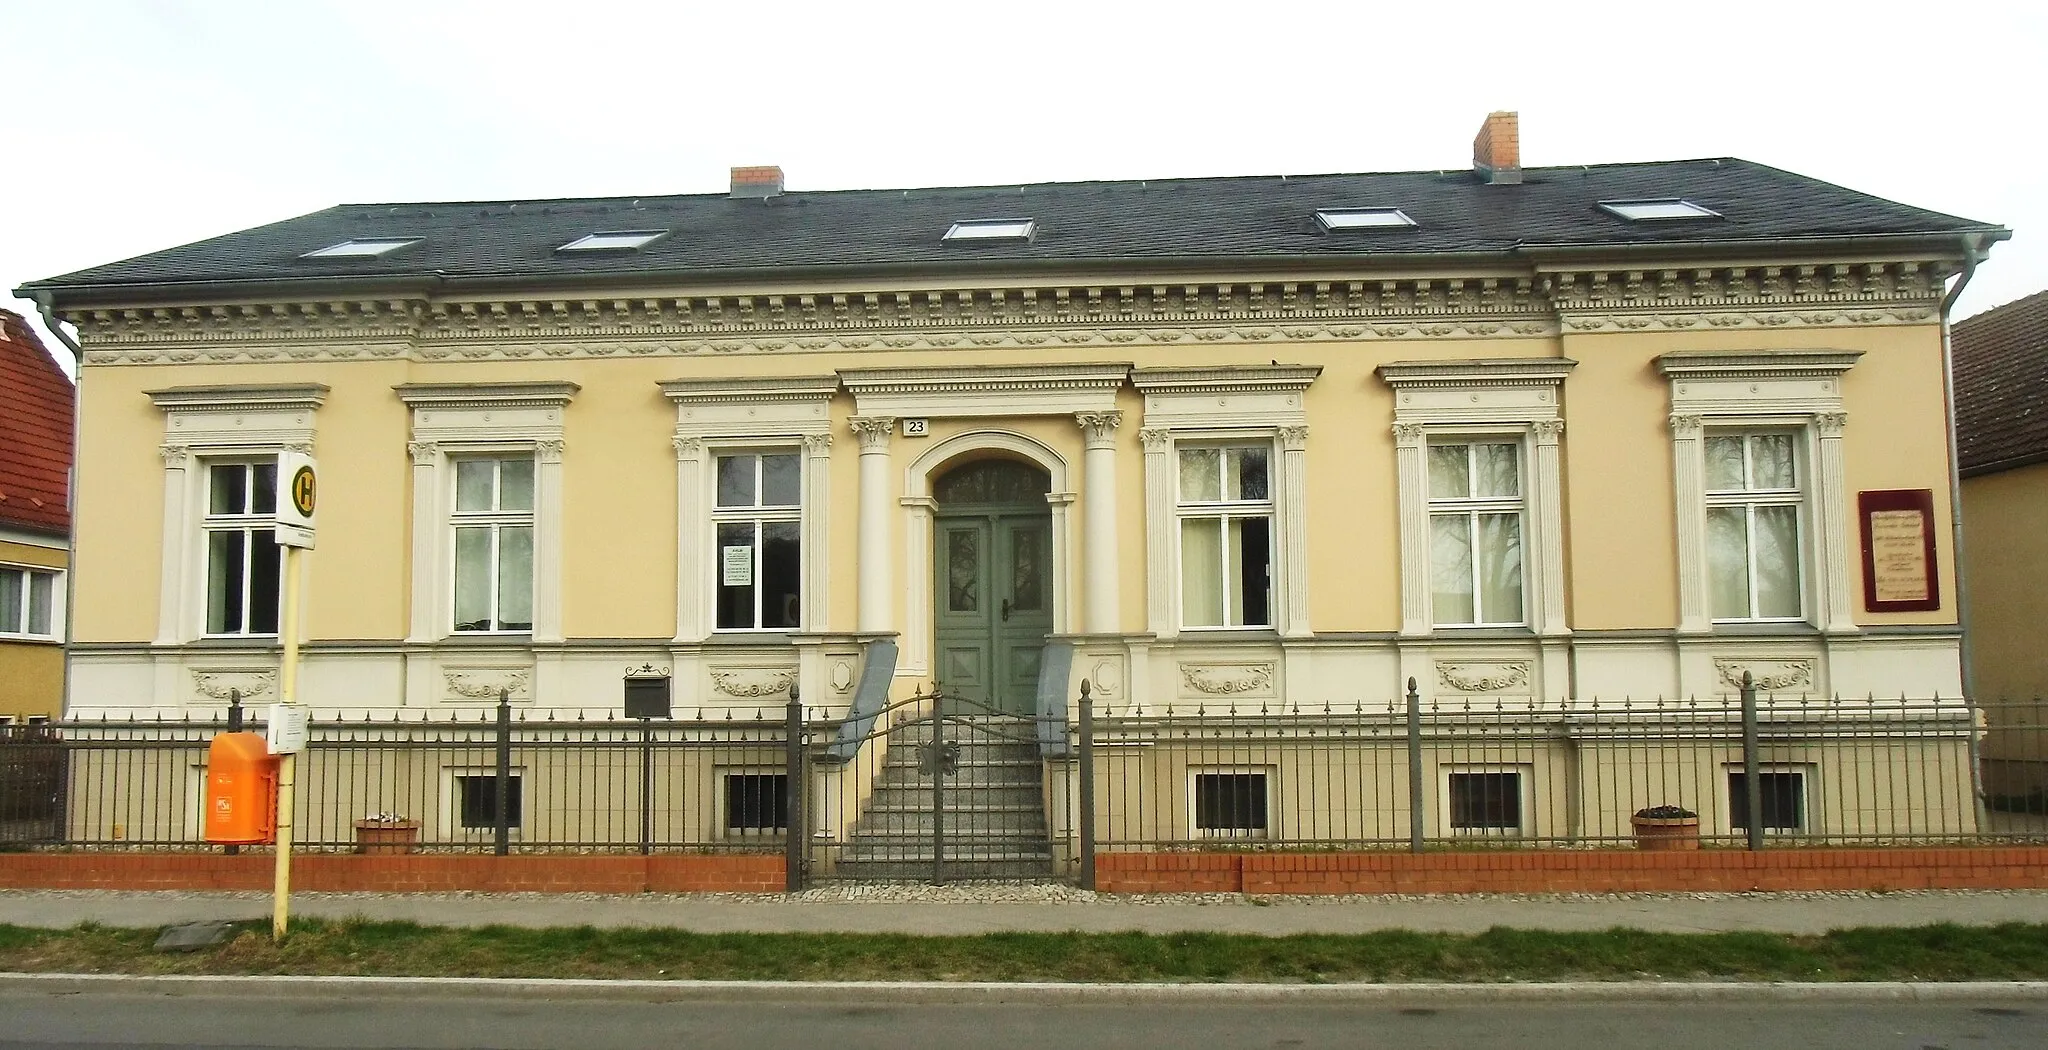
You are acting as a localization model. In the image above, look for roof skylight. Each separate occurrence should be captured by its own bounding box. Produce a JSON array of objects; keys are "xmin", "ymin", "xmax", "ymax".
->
[
  {"xmin": 557, "ymin": 230, "xmax": 667, "ymax": 252},
  {"xmin": 1599, "ymin": 199, "xmax": 1721, "ymax": 222},
  {"xmin": 300, "ymin": 238, "xmax": 419, "ymax": 259},
  {"xmin": 1315, "ymin": 208, "xmax": 1416, "ymax": 231},
  {"xmin": 943, "ymin": 219, "xmax": 1036, "ymax": 242}
]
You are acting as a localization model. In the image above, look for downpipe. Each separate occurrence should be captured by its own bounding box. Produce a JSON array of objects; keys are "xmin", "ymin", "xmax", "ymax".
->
[
  {"xmin": 29, "ymin": 294, "xmax": 82, "ymax": 718},
  {"xmin": 1936, "ymin": 235, "xmax": 1989, "ymax": 828}
]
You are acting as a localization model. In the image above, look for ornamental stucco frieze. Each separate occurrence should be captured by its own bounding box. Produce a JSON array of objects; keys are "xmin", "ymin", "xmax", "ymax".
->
[{"xmin": 66, "ymin": 261, "xmax": 1950, "ymax": 366}]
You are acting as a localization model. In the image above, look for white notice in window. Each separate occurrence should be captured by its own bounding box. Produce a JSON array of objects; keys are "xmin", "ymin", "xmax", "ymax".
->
[{"xmin": 721, "ymin": 545, "xmax": 753, "ymax": 587}]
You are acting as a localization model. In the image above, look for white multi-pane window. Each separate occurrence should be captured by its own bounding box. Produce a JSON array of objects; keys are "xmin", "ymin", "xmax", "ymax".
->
[
  {"xmin": 1177, "ymin": 445, "xmax": 1273, "ymax": 629},
  {"xmin": 714, "ymin": 452, "xmax": 802, "ymax": 631},
  {"xmin": 1705, "ymin": 432, "xmax": 1803, "ymax": 621},
  {"xmin": 0, "ymin": 566, "xmax": 57, "ymax": 639},
  {"xmin": 1427, "ymin": 441, "xmax": 1525, "ymax": 626},
  {"xmin": 451, "ymin": 458, "xmax": 535, "ymax": 633},
  {"xmin": 204, "ymin": 462, "xmax": 281, "ymax": 636}
]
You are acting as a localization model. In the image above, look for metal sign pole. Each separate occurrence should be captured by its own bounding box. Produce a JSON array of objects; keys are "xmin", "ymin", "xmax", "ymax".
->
[{"xmin": 272, "ymin": 544, "xmax": 303, "ymax": 941}]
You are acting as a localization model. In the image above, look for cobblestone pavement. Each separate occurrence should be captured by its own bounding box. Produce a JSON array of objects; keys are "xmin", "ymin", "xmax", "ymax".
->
[{"xmin": 2, "ymin": 884, "xmax": 2045, "ymax": 934}]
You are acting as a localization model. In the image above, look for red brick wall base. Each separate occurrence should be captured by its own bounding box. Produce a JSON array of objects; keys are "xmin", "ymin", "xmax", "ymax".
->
[
  {"xmin": 1097, "ymin": 848, "xmax": 2048, "ymax": 895},
  {"xmin": 0, "ymin": 853, "xmax": 785, "ymax": 894}
]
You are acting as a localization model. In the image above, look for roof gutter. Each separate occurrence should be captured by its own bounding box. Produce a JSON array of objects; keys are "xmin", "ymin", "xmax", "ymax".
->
[
  {"xmin": 28, "ymin": 291, "xmax": 82, "ymax": 720},
  {"xmin": 21, "ymin": 228, "xmax": 2012, "ymax": 309}
]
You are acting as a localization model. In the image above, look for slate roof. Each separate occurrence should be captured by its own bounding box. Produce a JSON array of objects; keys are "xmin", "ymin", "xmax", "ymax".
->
[
  {"xmin": 19, "ymin": 158, "xmax": 2001, "ymax": 299},
  {"xmin": 1954, "ymin": 290, "xmax": 2048, "ymax": 476},
  {"xmin": 0, "ymin": 310, "xmax": 74, "ymax": 537}
]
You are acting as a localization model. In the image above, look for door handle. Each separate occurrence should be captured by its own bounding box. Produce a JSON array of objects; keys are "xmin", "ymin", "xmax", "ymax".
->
[{"xmin": 1001, "ymin": 598, "xmax": 1012, "ymax": 621}]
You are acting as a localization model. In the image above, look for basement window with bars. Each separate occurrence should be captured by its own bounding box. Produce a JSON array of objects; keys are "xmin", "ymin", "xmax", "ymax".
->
[
  {"xmin": 723, "ymin": 772, "xmax": 789, "ymax": 835},
  {"xmin": 1447, "ymin": 768, "xmax": 1527, "ymax": 836},
  {"xmin": 454, "ymin": 772, "xmax": 524, "ymax": 831},
  {"xmin": 1727, "ymin": 767, "xmax": 1808, "ymax": 833},
  {"xmin": 1192, "ymin": 770, "xmax": 1269, "ymax": 838}
]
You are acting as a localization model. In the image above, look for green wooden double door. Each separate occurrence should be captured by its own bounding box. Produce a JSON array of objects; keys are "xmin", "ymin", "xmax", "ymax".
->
[{"xmin": 932, "ymin": 511, "xmax": 1052, "ymax": 716}]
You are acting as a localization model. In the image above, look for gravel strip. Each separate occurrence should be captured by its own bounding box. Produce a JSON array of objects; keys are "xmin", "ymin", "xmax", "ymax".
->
[{"xmin": 5, "ymin": 884, "xmax": 2048, "ymax": 907}]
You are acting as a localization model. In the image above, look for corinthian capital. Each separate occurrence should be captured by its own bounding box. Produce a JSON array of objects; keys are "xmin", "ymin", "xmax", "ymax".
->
[
  {"xmin": 1075, "ymin": 411, "xmax": 1123, "ymax": 448},
  {"xmin": 848, "ymin": 415, "xmax": 897, "ymax": 452}
]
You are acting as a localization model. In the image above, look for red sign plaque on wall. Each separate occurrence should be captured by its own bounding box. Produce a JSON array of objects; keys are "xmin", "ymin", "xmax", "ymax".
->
[{"xmin": 1858, "ymin": 489, "xmax": 1939, "ymax": 612}]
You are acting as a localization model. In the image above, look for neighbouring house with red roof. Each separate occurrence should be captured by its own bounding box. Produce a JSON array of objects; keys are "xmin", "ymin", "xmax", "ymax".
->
[
  {"xmin": 0, "ymin": 309, "xmax": 72, "ymax": 720},
  {"xmin": 1955, "ymin": 290, "xmax": 2048, "ymax": 803}
]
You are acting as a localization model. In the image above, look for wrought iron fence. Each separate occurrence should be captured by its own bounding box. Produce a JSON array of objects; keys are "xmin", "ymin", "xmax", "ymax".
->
[
  {"xmin": 1057, "ymin": 680, "xmax": 2048, "ymax": 879},
  {"xmin": 4, "ymin": 682, "xmax": 2044, "ymax": 890},
  {"xmin": 0, "ymin": 697, "xmax": 794, "ymax": 856}
]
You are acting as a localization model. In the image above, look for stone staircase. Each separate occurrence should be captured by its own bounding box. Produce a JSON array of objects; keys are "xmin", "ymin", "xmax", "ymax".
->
[{"xmin": 833, "ymin": 715, "xmax": 1055, "ymax": 880}]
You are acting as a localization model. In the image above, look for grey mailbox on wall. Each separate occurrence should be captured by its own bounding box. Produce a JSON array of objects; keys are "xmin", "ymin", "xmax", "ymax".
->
[{"xmin": 623, "ymin": 669, "xmax": 672, "ymax": 719}]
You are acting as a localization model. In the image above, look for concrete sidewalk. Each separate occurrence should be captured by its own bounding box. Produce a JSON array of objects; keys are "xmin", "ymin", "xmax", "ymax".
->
[{"xmin": 2, "ymin": 886, "xmax": 2044, "ymax": 935}]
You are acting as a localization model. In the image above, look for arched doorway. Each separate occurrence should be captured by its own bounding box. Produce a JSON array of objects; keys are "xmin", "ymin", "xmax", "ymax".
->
[{"xmin": 931, "ymin": 458, "xmax": 1053, "ymax": 715}]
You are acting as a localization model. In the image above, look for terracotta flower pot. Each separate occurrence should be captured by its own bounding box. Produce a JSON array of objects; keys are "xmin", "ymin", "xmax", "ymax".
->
[
  {"xmin": 1631, "ymin": 815, "xmax": 1701, "ymax": 851},
  {"xmin": 353, "ymin": 819, "xmax": 421, "ymax": 855}
]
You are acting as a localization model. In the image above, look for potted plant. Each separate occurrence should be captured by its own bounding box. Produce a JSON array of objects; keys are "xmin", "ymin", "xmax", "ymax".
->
[
  {"xmin": 1630, "ymin": 805, "xmax": 1700, "ymax": 851},
  {"xmin": 353, "ymin": 811, "xmax": 420, "ymax": 855}
]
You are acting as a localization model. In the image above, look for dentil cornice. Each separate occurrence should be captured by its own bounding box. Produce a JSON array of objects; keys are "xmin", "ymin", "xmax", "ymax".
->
[{"xmin": 64, "ymin": 261, "xmax": 1950, "ymax": 366}]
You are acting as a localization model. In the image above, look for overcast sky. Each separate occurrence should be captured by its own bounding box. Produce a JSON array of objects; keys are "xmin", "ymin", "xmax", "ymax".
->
[{"xmin": 5, "ymin": 0, "xmax": 2041, "ymax": 374}]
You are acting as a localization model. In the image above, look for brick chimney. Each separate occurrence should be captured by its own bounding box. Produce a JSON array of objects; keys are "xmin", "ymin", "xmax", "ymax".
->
[
  {"xmin": 1473, "ymin": 112, "xmax": 1521, "ymax": 186},
  {"xmin": 729, "ymin": 165, "xmax": 785, "ymax": 199}
]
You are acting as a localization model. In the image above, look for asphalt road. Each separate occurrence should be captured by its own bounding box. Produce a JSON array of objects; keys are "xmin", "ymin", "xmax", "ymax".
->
[{"xmin": 0, "ymin": 989, "xmax": 2041, "ymax": 1050}]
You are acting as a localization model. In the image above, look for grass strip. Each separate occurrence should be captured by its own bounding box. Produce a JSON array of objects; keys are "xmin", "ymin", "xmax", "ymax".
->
[{"xmin": 3, "ymin": 921, "xmax": 2047, "ymax": 983}]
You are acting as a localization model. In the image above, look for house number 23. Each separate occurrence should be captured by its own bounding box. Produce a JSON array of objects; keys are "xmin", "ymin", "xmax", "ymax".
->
[{"xmin": 902, "ymin": 418, "xmax": 930, "ymax": 437}]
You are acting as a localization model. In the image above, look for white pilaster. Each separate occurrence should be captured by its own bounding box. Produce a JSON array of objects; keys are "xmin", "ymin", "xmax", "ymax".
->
[
  {"xmin": 851, "ymin": 416, "xmax": 896, "ymax": 633},
  {"xmin": 405, "ymin": 440, "xmax": 441, "ymax": 643},
  {"xmin": 1394, "ymin": 423, "xmax": 1430, "ymax": 636},
  {"xmin": 802, "ymin": 432, "xmax": 834, "ymax": 634},
  {"xmin": 1670, "ymin": 414, "xmax": 1710, "ymax": 633},
  {"xmin": 900, "ymin": 495, "xmax": 936, "ymax": 676},
  {"xmin": 155, "ymin": 444, "xmax": 191, "ymax": 645},
  {"xmin": 532, "ymin": 438, "xmax": 566, "ymax": 644},
  {"xmin": 673, "ymin": 436, "xmax": 705, "ymax": 642},
  {"xmin": 1530, "ymin": 420, "xmax": 1569, "ymax": 636},
  {"xmin": 1278, "ymin": 425, "xmax": 1311, "ymax": 638},
  {"xmin": 1139, "ymin": 427, "xmax": 1176, "ymax": 638},
  {"xmin": 1077, "ymin": 412, "xmax": 1122, "ymax": 634},
  {"xmin": 1814, "ymin": 411, "xmax": 1856, "ymax": 633}
]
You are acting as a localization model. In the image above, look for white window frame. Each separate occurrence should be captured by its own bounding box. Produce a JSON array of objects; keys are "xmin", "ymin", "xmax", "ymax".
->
[
  {"xmin": 448, "ymin": 456, "xmax": 537, "ymax": 635},
  {"xmin": 198, "ymin": 459, "xmax": 284, "ymax": 638},
  {"xmin": 710, "ymin": 448, "xmax": 805, "ymax": 633},
  {"xmin": 1173, "ymin": 441, "xmax": 1277, "ymax": 631},
  {"xmin": 0, "ymin": 563, "xmax": 64, "ymax": 641},
  {"xmin": 1703, "ymin": 429, "xmax": 1809, "ymax": 623},
  {"xmin": 398, "ymin": 383, "xmax": 577, "ymax": 645},
  {"xmin": 148, "ymin": 384, "xmax": 327, "ymax": 645},
  {"xmin": 1441, "ymin": 763, "xmax": 1533, "ymax": 837},
  {"xmin": 442, "ymin": 765, "xmax": 527, "ymax": 839},
  {"xmin": 1188, "ymin": 766, "xmax": 1274, "ymax": 840},
  {"xmin": 1423, "ymin": 435, "xmax": 1529, "ymax": 628},
  {"xmin": 1379, "ymin": 360, "xmax": 1573, "ymax": 637},
  {"xmin": 1659, "ymin": 351, "xmax": 1860, "ymax": 634},
  {"xmin": 1133, "ymin": 366, "xmax": 1320, "ymax": 640},
  {"xmin": 660, "ymin": 378, "xmax": 836, "ymax": 643},
  {"xmin": 1724, "ymin": 762, "xmax": 1814, "ymax": 835}
]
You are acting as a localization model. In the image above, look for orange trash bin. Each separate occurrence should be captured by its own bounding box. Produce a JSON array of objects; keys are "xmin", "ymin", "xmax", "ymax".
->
[{"xmin": 203, "ymin": 732, "xmax": 280, "ymax": 845}]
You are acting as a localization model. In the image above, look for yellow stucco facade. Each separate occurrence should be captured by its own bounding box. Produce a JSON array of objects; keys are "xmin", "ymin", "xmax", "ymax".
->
[{"xmin": 56, "ymin": 256, "xmax": 1971, "ymax": 719}]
